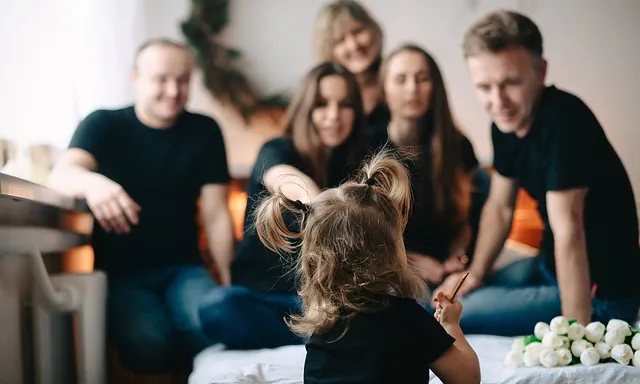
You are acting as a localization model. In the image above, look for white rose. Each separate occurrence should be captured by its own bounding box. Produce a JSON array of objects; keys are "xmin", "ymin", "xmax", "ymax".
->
[
  {"xmin": 604, "ymin": 327, "xmax": 627, "ymax": 347},
  {"xmin": 524, "ymin": 342, "xmax": 543, "ymax": 366},
  {"xmin": 556, "ymin": 348, "xmax": 572, "ymax": 366},
  {"xmin": 534, "ymin": 322, "xmax": 551, "ymax": 340},
  {"xmin": 550, "ymin": 316, "xmax": 569, "ymax": 335},
  {"xmin": 567, "ymin": 322, "xmax": 586, "ymax": 341},
  {"xmin": 559, "ymin": 336, "xmax": 570, "ymax": 349},
  {"xmin": 631, "ymin": 333, "xmax": 640, "ymax": 351},
  {"xmin": 511, "ymin": 337, "xmax": 526, "ymax": 353},
  {"xmin": 611, "ymin": 344, "xmax": 634, "ymax": 365},
  {"xmin": 523, "ymin": 350, "xmax": 540, "ymax": 367},
  {"xmin": 580, "ymin": 347, "xmax": 600, "ymax": 366},
  {"xmin": 595, "ymin": 341, "xmax": 612, "ymax": 359},
  {"xmin": 540, "ymin": 347, "xmax": 560, "ymax": 368},
  {"xmin": 633, "ymin": 350, "xmax": 640, "ymax": 367},
  {"xmin": 571, "ymin": 339, "xmax": 593, "ymax": 358},
  {"xmin": 585, "ymin": 322, "xmax": 606, "ymax": 343},
  {"xmin": 542, "ymin": 332, "xmax": 564, "ymax": 349},
  {"xmin": 504, "ymin": 350, "xmax": 524, "ymax": 368},
  {"xmin": 607, "ymin": 319, "xmax": 632, "ymax": 337}
]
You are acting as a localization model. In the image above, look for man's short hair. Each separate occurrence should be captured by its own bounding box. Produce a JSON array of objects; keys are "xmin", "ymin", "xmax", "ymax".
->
[
  {"xmin": 136, "ymin": 38, "xmax": 187, "ymax": 54},
  {"xmin": 462, "ymin": 10, "xmax": 543, "ymax": 59},
  {"xmin": 134, "ymin": 38, "xmax": 189, "ymax": 65}
]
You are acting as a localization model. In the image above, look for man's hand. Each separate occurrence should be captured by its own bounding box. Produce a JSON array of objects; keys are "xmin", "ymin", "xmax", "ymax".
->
[
  {"xmin": 431, "ymin": 271, "xmax": 482, "ymax": 308},
  {"xmin": 409, "ymin": 252, "xmax": 446, "ymax": 285},
  {"xmin": 85, "ymin": 174, "xmax": 140, "ymax": 233},
  {"xmin": 443, "ymin": 254, "xmax": 467, "ymax": 274}
]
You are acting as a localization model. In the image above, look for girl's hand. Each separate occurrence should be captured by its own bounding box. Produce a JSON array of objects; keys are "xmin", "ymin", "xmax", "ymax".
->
[{"xmin": 433, "ymin": 291, "xmax": 463, "ymax": 326}]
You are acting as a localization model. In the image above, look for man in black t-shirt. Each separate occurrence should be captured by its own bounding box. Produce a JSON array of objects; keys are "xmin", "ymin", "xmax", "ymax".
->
[
  {"xmin": 434, "ymin": 11, "xmax": 640, "ymax": 336},
  {"xmin": 48, "ymin": 39, "xmax": 234, "ymax": 372}
]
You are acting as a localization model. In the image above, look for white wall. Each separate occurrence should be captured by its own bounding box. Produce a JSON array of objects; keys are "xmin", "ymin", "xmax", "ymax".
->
[
  {"xmin": 0, "ymin": 0, "xmax": 149, "ymax": 150},
  {"xmin": 3, "ymin": 0, "xmax": 640, "ymax": 200}
]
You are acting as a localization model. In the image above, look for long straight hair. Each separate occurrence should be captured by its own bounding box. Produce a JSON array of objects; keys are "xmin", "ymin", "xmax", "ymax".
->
[
  {"xmin": 282, "ymin": 62, "xmax": 367, "ymax": 187},
  {"xmin": 380, "ymin": 44, "xmax": 472, "ymax": 230}
]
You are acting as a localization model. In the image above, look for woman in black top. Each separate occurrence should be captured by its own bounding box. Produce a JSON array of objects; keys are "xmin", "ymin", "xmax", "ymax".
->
[
  {"xmin": 313, "ymin": 0, "xmax": 390, "ymax": 132},
  {"xmin": 253, "ymin": 150, "xmax": 481, "ymax": 384},
  {"xmin": 374, "ymin": 43, "xmax": 490, "ymax": 286},
  {"xmin": 198, "ymin": 62, "xmax": 369, "ymax": 350}
]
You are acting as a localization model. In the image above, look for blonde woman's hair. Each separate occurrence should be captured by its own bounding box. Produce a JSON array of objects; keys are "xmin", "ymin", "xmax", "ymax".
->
[
  {"xmin": 312, "ymin": 0, "xmax": 384, "ymax": 64},
  {"xmin": 254, "ymin": 149, "xmax": 428, "ymax": 337}
]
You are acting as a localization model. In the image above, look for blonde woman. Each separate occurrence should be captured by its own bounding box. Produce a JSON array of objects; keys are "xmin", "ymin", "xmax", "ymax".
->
[{"xmin": 313, "ymin": 0, "xmax": 390, "ymax": 131}]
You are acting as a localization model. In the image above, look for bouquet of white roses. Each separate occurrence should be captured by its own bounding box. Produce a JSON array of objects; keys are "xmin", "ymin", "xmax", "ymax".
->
[{"xmin": 504, "ymin": 317, "xmax": 640, "ymax": 368}]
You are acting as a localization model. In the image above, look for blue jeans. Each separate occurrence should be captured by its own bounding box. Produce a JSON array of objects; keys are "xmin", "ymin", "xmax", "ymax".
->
[
  {"xmin": 107, "ymin": 265, "xmax": 217, "ymax": 373},
  {"xmin": 199, "ymin": 285, "xmax": 303, "ymax": 350},
  {"xmin": 458, "ymin": 256, "xmax": 640, "ymax": 336}
]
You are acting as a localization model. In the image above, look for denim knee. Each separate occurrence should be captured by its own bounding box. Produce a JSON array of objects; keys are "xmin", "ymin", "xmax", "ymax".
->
[
  {"xmin": 199, "ymin": 286, "xmax": 252, "ymax": 324},
  {"xmin": 167, "ymin": 266, "xmax": 218, "ymax": 331},
  {"xmin": 199, "ymin": 286, "xmax": 256, "ymax": 341}
]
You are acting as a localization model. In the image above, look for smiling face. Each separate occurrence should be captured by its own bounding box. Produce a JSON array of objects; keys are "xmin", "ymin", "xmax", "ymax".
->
[
  {"xmin": 132, "ymin": 44, "xmax": 194, "ymax": 127},
  {"xmin": 331, "ymin": 18, "xmax": 381, "ymax": 76},
  {"xmin": 383, "ymin": 50, "xmax": 433, "ymax": 120},
  {"xmin": 467, "ymin": 45, "xmax": 546, "ymax": 136},
  {"xmin": 311, "ymin": 74, "xmax": 355, "ymax": 148}
]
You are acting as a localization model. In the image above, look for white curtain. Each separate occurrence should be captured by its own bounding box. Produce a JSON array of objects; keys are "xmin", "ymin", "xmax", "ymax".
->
[{"xmin": 0, "ymin": 0, "xmax": 148, "ymax": 152}]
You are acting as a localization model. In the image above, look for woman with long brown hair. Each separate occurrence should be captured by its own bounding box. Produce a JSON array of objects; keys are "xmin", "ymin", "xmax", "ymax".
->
[
  {"xmin": 197, "ymin": 62, "xmax": 369, "ymax": 350},
  {"xmin": 374, "ymin": 43, "xmax": 491, "ymax": 287}
]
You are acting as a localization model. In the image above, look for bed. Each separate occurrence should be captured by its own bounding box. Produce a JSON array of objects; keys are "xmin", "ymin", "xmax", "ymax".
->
[{"xmin": 189, "ymin": 334, "xmax": 640, "ymax": 384}]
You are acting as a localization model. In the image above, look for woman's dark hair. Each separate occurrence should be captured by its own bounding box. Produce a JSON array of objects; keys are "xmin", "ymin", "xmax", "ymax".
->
[{"xmin": 282, "ymin": 62, "xmax": 368, "ymax": 187}]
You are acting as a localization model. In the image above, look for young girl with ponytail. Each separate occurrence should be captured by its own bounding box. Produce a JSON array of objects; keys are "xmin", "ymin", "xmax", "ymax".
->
[{"xmin": 255, "ymin": 150, "xmax": 481, "ymax": 384}]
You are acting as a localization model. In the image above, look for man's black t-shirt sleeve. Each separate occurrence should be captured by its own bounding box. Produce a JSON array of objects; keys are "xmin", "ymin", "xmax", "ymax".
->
[
  {"xmin": 491, "ymin": 124, "xmax": 515, "ymax": 178},
  {"xmin": 460, "ymin": 134, "xmax": 479, "ymax": 172},
  {"xmin": 545, "ymin": 107, "xmax": 591, "ymax": 191},
  {"xmin": 199, "ymin": 118, "xmax": 231, "ymax": 185},
  {"xmin": 406, "ymin": 300, "xmax": 455, "ymax": 364},
  {"xmin": 251, "ymin": 138, "xmax": 298, "ymax": 185},
  {"xmin": 68, "ymin": 110, "xmax": 112, "ymax": 163}
]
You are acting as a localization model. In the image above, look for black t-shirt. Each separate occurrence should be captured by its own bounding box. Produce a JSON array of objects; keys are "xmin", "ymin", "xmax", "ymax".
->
[
  {"xmin": 369, "ymin": 126, "xmax": 479, "ymax": 261},
  {"xmin": 366, "ymin": 102, "xmax": 390, "ymax": 136},
  {"xmin": 304, "ymin": 295, "xmax": 455, "ymax": 384},
  {"xmin": 69, "ymin": 106, "xmax": 230, "ymax": 275},
  {"xmin": 232, "ymin": 137, "xmax": 361, "ymax": 294},
  {"xmin": 492, "ymin": 85, "xmax": 640, "ymax": 298}
]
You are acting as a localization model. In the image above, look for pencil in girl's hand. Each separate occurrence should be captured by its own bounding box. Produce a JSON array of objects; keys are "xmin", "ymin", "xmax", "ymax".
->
[{"xmin": 448, "ymin": 272, "xmax": 470, "ymax": 300}]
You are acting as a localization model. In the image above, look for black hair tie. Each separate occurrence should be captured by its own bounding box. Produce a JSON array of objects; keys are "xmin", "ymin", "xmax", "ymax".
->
[
  {"xmin": 293, "ymin": 199, "xmax": 309, "ymax": 213},
  {"xmin": 365, "ymin": 178, "xmax": 376, "ymax": 186}
]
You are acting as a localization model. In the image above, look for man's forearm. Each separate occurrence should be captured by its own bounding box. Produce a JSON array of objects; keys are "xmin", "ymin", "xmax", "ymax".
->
[
  {"xmin": 555, "ymin": 232, "xmax": 591, "ymax": 324},
  {"xmin": 48, "ymin": 165, "xmax": 97, "ymax": 198},
  {"xmin": 205, "ymin": 211, "xmax": 235, "ymax": 269},
  {"xmin": 468, "ymin": 201, "xmax": 514, "ymax": 280}
]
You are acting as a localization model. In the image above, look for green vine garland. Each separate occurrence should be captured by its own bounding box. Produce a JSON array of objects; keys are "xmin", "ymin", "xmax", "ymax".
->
[{"xmin": 180, "ymin": 0, "xmax": 288, "ymax": 122}]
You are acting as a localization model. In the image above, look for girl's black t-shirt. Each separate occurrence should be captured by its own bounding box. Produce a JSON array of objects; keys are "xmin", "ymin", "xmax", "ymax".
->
[{"xmin": 304, "ymin": 295, "xmax": 455, "ymax": 384}]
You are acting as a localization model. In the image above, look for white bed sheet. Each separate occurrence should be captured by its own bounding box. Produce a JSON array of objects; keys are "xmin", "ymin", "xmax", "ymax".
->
[{"xmin": 189, "ymin": 335, "xmax": 640, "ymax": 384}]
